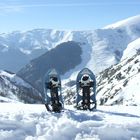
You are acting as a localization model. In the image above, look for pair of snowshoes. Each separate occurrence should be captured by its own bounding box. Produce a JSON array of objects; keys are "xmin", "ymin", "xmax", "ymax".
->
[{"xmin": 44, "ymin": 68, "xmax": 96, "ymax": 112}]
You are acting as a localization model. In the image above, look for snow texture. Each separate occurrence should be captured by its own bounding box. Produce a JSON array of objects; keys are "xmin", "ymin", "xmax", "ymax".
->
[
  {"xmin": 0, "ymin": 103, "xmax": 140, "ymax": 140},
  {"xmin": 96, "ymin": 52, "xmax": 140, "ymax": 106},
  {"xmin": 121, "ymin": 38, "xmax": 140, "ymax": 60}
]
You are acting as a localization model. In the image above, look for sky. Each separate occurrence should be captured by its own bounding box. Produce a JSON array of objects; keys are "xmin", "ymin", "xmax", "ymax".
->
[{"xmin": 0, "ymin": 0, "xmax": 140, "ymax": 33}]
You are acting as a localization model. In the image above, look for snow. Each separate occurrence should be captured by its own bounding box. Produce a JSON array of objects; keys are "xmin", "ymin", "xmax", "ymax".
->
[
  {"xmin": 19, "ymin": 48, "xmax": 32, "ymax": 55},
  {"xmin": 0, "ymin": 70, "xmax": 15, "ymax": 78},
  {"xmin": 0, "ymin": 96, "xmax": 21, "ymax": 103},
  {"xmin": 122, "ymin": 73, "xmax": 140, "ymax": 106},
  {"xmin": 103, "ymin": 15, "xmax": 140, "ymax": 29},
  {"xmin": 96, "ymin": 50, "xmax": 140, "ymax": 106},
  {"xmin": 121, "ymin": 38, "xmax": 140, "ymax": 60},
  {"xmin": 0, "ymin": 103, "xmax": 140, "ymax": 140},
  {"xmin": 0, "ymin": 70, "xmax": 30, "ymax": 88}
]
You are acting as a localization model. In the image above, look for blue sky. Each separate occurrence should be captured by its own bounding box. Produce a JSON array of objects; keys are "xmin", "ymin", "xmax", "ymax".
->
[{"xmin": 0, "ymin": 0, "xmax": 140, "ymax": 33}]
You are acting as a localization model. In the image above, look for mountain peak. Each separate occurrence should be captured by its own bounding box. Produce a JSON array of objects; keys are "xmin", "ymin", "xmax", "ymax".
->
[{"xmin": 103, "ymin": 15, "xmax": 140, "ymax": 29}]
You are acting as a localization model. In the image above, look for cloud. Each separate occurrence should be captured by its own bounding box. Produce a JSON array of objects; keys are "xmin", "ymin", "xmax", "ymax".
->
[
  {"xmin": 0, "ymin": 1, "xmax": 140, "ymax": 14},
  {"xmin": 0, "ymin": 4, "xmax": 22, "ymax": 14}
]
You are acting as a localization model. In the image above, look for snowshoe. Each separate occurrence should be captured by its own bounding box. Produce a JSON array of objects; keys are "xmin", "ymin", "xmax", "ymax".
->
[
  {"xmin": 44, "ymin": 69, "xmax": 63, "ymax": 112},
  {"xmin": 76, "ymin": 68, "xmax": 96, "ymax": 110}
]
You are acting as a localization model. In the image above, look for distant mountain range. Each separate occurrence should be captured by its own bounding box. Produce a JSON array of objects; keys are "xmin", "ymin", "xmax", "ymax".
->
[{"xmin": 0, "ymin": 15, "xmax": 140, "ymax": 74}]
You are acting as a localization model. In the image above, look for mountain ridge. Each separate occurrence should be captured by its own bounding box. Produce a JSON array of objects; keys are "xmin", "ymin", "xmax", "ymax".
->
[{"xmin": 0, "ymin": 15, "xmax": 140, "ymax": 73}]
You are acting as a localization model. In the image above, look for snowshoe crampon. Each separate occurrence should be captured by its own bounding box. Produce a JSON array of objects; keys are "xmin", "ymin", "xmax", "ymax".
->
[
  {"xmin": 44, "ymin": 69, "xmax": 64, "ymax": 112},
  {"xmin": 76, "ymin": 68, "xmax": 96, "ymax": 110}
]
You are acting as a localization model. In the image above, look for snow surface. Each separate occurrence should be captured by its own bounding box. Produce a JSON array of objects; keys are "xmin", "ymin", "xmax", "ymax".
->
[
  {"xmin": 0, "ymin": 70, "xmax": 30, "ymax": 88},
  {"xmin": 121, "ymin": 38, "xmax": 140, "ymax": 60},
  {"xmin": 0, "ymin": 103, "xmax": 140, "ymax": 140},
  {"xmin": 96, "ymin": 52, "xmax": 140, "ymax": 106}
]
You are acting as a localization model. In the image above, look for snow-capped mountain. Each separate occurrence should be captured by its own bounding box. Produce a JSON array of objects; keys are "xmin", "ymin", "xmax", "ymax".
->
[
  {"xmin": 104, "ymin": 15, "xmax": 140, "ymax": 30},
  {"xmin": 63, "ymin": 38, "xmax": 140, "ymax": 106},
  {"xmin": 0, "ymin": 29, "xmax": 68, "ymax": 72},
  {"xmin": 96, "ymin": 35, "xmax": 140, "ymax": 106},
  {"xmin": 1, "ymin": 15, "xmax": 140, "ymax": 74},
  {"xmin": 0, "ymin": 70, "xmax": 42, "ymax": 103}
]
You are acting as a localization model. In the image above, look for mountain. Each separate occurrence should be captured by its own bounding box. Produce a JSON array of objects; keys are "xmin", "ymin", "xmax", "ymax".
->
[
  {"xmin": 0, "ymin": 29, "xmax": 75, "ymax": 72},
  {"xmin": 0, "ymin": 70, "xmax": 42, "ymax": 103},
  {"xmin": 63, "ymin": 36, "xmax": 140, "ymax": 106},
  {"xmin": 16, "ymin": 15, "xmax": 140, "ymax": 92},
  {"xmin": 1, "ymin": 15, "xmax": 140, "ymax": 74},
  {"xmin": 104, "ymin": 15, "xmax": 140, "ymax": 30}
]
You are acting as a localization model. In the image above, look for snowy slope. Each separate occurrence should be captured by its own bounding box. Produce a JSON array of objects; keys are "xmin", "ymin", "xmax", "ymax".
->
[
  {"xmin": 0, "ymin": 70, "xmax": 42, "ymax": 103},
  {"xmin": 121, "ymin": 38, "xmax": 140, "ymax": 60},
  {"xmin": 96, "ymin": 51, "xmax": 140, "ymax": 106},
  {"xmin": 0, "ymin": 103, "xmax": 140, "ymax": 140}
]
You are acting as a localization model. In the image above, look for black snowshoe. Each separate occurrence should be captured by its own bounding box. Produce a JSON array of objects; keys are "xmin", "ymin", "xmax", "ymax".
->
[
  {"xmin": 76, "ymin": 68, "xmax": 96, "ymax": 110},
  {"xmin": 44, "ymin": 69, "xmax": 63, "ymax": 112}
]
